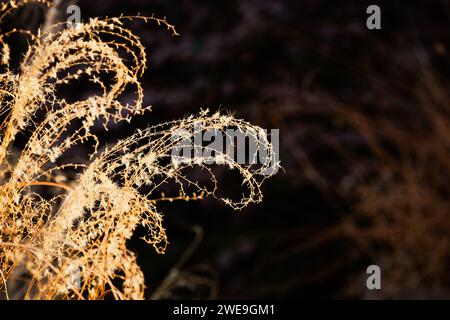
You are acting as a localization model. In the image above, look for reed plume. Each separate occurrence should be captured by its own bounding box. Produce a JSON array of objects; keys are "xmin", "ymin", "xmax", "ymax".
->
[{"xmin": 0, "ymin": 0, "xmax": 277, "ymax": 299}]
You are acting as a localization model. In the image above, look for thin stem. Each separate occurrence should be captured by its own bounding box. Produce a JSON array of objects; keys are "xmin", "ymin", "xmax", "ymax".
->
[
  {"xmin": 17, "ymin": 181, "xmax": 72, "ymax": 192},
  {"xmin": 0, "ymin": 269, "xmax": 9, "ymax": 300}
]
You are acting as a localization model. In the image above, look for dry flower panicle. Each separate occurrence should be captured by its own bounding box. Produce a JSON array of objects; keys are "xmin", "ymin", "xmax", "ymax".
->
[{"xmin": 0, "ymin": 0, "xmax": 277, "ymax": 299}]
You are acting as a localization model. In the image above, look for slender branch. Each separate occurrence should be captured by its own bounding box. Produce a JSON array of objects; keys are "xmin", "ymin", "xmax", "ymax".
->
[
  {"xmin": 0, "ymin": 269, "xmax": 9, "ymax": 300},
  {"xmin": 151, "ymin": 224, "xmax": 204, "ymax": 299},
  {"xmin": 17, "ymin": 181, "xmax": 72, "ymax": 191}
]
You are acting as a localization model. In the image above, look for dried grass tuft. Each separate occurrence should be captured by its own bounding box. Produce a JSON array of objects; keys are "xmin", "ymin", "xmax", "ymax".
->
[{"xmin": 0, "ymin": 0, "xmax": 276, "ymax": 299}]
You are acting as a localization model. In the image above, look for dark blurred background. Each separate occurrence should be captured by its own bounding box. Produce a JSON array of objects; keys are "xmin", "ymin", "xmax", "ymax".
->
[{"xmin": 9, "ymin": 0, "xmax": 450, "ymax": 299}]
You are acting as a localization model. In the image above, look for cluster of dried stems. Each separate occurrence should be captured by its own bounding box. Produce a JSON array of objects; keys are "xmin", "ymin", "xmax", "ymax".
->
[
  {"xmin": 266, "ymin": 51, "xmax": 450, "ymax": 297},
  {"xmin": 338, "ymin": 64, "xmax": 450, "ymax": 298},
  {"xmin": 0, "ymin": 0, "xmax": 277, "ymax": 299}
]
